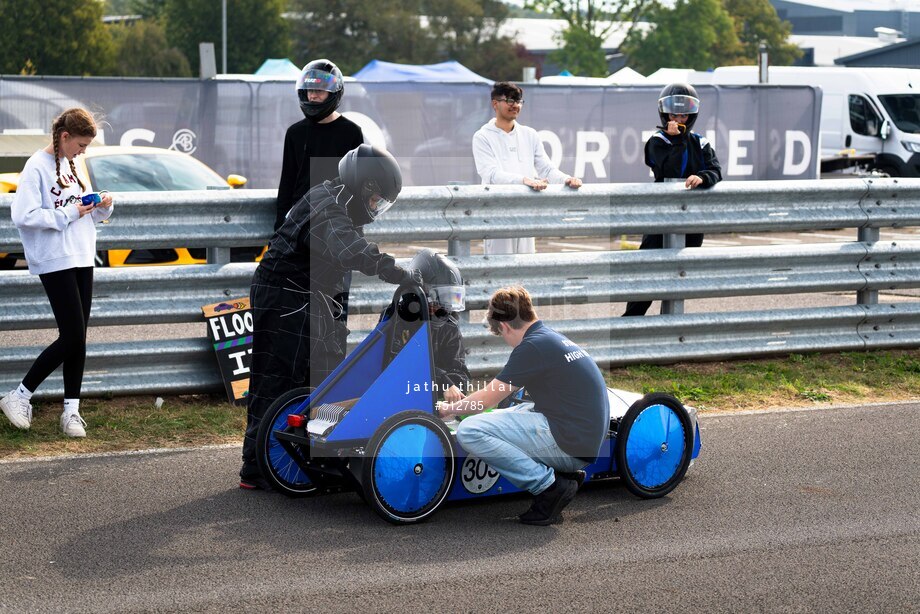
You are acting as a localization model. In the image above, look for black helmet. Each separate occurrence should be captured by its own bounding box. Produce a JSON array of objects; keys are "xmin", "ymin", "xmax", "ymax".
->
[
  {"xmin": 338, "ymin": 144, "xmax": 402, "ymax": 226},
  {"xmin": 297, "ymin": 59, "xmax": 344, "ymax": 122},
  {"xmin": 407, "ymin": 249, "xmax": 465, "ymax": 312},
  {"xmin": 657, "ymin": 83, "xmax": 701, "ymax": 133}
]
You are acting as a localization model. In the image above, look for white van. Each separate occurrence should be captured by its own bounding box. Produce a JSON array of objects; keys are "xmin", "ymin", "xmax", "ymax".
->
[{"xmin": 695, "ymin": 66, "xmax": 920, "ymax": 177}]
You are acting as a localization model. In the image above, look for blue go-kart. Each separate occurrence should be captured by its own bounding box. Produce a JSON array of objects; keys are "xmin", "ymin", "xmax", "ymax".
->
[{"xmin": 256, "ymin": 284, "xmax": 702, "ymax": 524}]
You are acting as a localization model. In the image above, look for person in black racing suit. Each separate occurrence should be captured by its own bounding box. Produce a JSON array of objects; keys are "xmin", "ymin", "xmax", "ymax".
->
[
  {"xmin": 623, "ymin": 83, "xmax": 723, "ymax": 317},
  {"xmin": 240, "ymin": 144, "xmax": 418, "ymax": 489}
]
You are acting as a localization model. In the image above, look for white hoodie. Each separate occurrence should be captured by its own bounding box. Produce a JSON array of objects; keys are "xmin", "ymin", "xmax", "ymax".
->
[
  {"xmin": 11, "ymin": 150, "xmax": 113, "ymax": 275},
  {"xmin": 471, "ymin": 118, "xmax": 568, "ymax": 186}
]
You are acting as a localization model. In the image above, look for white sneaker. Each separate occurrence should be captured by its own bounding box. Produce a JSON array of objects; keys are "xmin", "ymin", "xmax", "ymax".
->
[
  {"xmin": 1, "ymin": 391, "xmax": 32, "ymax": 430},
  {"xmin": 60, "ymin": 411, "xmax": 87, "ymax": 438}
]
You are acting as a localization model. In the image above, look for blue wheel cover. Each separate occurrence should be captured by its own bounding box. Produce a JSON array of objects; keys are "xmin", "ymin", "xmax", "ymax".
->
[
  {"xmin": 269, "ymin": 403, "xmax": 311, "ymax": 487},
  {"xmin": 625, "ymin": 403, "xmax": 687, "ymax": 489},
  {"xmin": 374, "ymin": 423, "xmax": 449, "ymax": 513}
]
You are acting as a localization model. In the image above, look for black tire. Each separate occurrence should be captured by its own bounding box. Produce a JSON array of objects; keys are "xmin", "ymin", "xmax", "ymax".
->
[
  {"xmin": 362, "ymin": 410, "xmax": 455, "ymax": 525},
  {"xmin": 0, "ymin": 255, "xmax": 16, "ymax": 270},
  {"xmin": 615, "ymin": 393, "xmax": 693, "ymax": 499},
  {"xmin": 94, "ymin": 250, "xmax": 110, "ymax": 267},
  {"xmin": 255, "ymin": 387, "xmax": 317, "ymax": 497}
]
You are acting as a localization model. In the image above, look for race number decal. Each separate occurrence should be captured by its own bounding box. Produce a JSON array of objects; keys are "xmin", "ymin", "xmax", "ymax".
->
[{"xmin": 461, "ymin": 456, "xmax": 500, "ymax": 494}]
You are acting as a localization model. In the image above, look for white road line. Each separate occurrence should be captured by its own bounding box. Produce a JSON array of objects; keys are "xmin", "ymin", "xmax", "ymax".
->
[
  {"xmin": 879, "ymin": 232, "xmax": 920, "ymax": 240},
  {"xmin": 547, "ymin": 242, "xmax": 606, "ymax": 251},
  {"xmin": 702, "ymin": 239, "xmax": 742, "ymax": 246},
  {"xmin": 736, "ymin": 235, "xmax": 803, "ymax": 244},
  {"xmin": 799, "ymin": 233, "xmax": 852, "ymax": 241}
]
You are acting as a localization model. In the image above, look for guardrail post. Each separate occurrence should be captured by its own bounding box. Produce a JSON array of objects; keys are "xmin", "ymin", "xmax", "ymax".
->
[
  {"xmin": 857, "ymin": 227, "xmax": 880, "ymax": 305},
  {"xmin": 207, "ymin": 248, "xmax": 231, "ymax": 265},
  {"xmin": 448, "ymin": 238, "xmax": 471, "ymax": 323},
  {"xmin": 660, "ymin": 233, "xmax": 686, "ymax": 315}
]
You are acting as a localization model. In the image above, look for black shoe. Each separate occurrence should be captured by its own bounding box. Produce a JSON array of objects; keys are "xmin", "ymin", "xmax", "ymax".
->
[
  {"xmin": 519, "ymin": 476, "xmax": 578, "ymax": 526},
  {"xmin": 239, "ymin": 464, "xmax": 272, "ymax": 491},
  {"xmin": 557, "ymin": 470, "xmax": 586, "ymax": 489}
]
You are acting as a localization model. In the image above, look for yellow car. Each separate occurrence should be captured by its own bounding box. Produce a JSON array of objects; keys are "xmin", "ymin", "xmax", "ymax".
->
[
  {"xmin": 80, "ymin": 146, "xmax": 248, "ymax": 266},
  {"xmin": 1, "ymin": 144, "xmax": 247, "ymax": 267}
]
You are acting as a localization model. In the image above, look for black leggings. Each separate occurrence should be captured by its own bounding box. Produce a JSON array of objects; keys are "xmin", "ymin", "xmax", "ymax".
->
[{"xmin": 23, "ymin": 267, "xmax": 94, "ymax": 398}]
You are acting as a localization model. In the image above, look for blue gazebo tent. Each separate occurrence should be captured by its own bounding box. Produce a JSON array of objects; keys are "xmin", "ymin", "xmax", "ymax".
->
[
  {"xmin": 352, "ymin": 60, "xmax": 492, "ymax": 83},
  {"xmin": 255, "ymin": 58, "xmax": 301, "ymax": 78}
]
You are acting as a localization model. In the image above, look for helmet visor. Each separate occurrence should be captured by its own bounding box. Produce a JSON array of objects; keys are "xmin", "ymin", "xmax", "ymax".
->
[
  {"xmin": 430, "ymin": 285, "xmax": 466, "ymax": 312},
  {"xmin": 658, "ymin": 94, "xmax": 700, "ymax": 115},
  {"xmin": 368, "ymin": 193, "xmax": 395, "ymax": 218},
  {"xmin": 297, "ymin": 68, "xmax": 343, "ymax": 93}
]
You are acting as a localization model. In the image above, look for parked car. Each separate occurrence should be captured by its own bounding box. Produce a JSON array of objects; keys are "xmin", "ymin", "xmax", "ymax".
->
[{"xmin": 0, "ymin": 144, "xmax": 248, "ymax": 267}]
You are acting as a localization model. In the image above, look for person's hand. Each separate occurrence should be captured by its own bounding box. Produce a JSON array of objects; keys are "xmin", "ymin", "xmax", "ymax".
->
[
  {"xmin": 75, "ymin": 202, "xmax": 95, "ymax": 218},
  {"xmin": 400, "ymin": 268, "xmax": 423, "ymax": 287},
  {"xmin": 685, "ymin": 175, "xmax": 703, "ymax": 189},
  {"xmin": 436, "ymin": 400, "xmax": 454, "ymax": 418},
  {"xmin": 666, "ymin": 120, "xmax": 682, "ymax": 136},
  {"xmin": 523, "ymin": 177, "xmax": 548, "ymax": 191},
  {"xmin": 444, "ymin": 385, "xmax": 465, "ymax": 403},
  {"xmin": 564, "ymin": 176, "xmax": 582, "ymax": 189},
  {"xmin": 98, "ymin": 192, "xmax": 113, "ymax": 209}
]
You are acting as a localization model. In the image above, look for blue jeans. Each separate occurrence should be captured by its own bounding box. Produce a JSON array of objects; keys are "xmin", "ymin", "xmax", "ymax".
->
[{"xmin": 455, "ymin": 404, "xmax": 587, "ymax": 495}]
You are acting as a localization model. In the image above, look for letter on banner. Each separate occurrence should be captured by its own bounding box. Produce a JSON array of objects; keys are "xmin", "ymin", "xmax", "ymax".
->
[
  {"xmin": 120, "ymin": 128, "xmax": 155, "ymax": 146},
  {"xmin": 728, "ymin": 130, "xmax": 755, "ymax": 176},
  {"xmin": 538, "ymin": 130, "xmax": 563, "ymax": 168},
  {"xmin": 575, "ymin": 131, "xmax": 609, "ymax": 179},
  {"xmin": 783, "ymin": 131, "xmax": 811, "ymax": 176}
]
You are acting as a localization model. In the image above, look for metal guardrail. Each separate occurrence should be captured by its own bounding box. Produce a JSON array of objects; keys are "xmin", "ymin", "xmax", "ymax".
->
[{"xmin": 1, "ymin": 178, "xmax": 919, "ymax": 398}]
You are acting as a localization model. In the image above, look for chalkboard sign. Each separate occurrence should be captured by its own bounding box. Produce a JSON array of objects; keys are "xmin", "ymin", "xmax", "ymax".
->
[{"xmin": 201, "ymin": 297, "xmax": 252, "ymax": 405}]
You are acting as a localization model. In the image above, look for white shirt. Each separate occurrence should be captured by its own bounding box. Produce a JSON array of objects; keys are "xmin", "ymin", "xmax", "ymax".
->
[
  {"xmin": 472, "ymin": 119, "xmax": 568, "ymax": 186},
  {"xmin": 11, "ymin": 150, "xmax": 113, "ymax": 275}
]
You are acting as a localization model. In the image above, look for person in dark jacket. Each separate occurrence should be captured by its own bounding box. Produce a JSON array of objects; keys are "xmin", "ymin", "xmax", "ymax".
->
[
  {"xmin": 276, "ymin": 58, "xmax": 364, "ymax": 231},
  {"xmin": 275, "ymin": 59, "xmax": 365, "ymax": 350},
  {"xmin": 623, "ymin": 83, "xmax": 723, "ymax": 317},
  {"xmin": 240, "ymin": 144, "xmax": 417, "ymax": 489}
]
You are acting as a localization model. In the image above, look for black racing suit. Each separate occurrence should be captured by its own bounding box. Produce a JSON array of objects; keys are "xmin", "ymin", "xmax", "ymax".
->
[
  {"xmin": 241, "ymin": 180, "xmax": 411, "ymax": 475},
  {"xmin": 623, "ymin": 130, "xmax": 722, "ymax": 317},
  {"xmin": 430, "ymin": 310, "xmax": 472, "ymax": 394}
]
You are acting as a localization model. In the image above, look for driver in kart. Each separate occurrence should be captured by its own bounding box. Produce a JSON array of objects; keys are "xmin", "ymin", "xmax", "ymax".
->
[
  {"xmin": 437, "ymin": 285, "xmax": 610, "ymax": 525},
  {"xmin": 241, "ymin": 144, "xmax": 420, "ymax": 490},
  {"xmin": 385, "ymin": 248, "xmax": 471, "ymax": 403}
]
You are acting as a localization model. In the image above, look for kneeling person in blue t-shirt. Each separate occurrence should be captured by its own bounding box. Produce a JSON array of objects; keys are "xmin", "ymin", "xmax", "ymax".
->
[{"xmin": 437, "ymin": 286, "xmax": 610, "ymax": 526}]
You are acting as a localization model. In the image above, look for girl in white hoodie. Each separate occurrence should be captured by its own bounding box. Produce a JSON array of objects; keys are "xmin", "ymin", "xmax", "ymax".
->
[{"xmin": 0, "ymin": 108, "xmax": 114, "ymax": 437}]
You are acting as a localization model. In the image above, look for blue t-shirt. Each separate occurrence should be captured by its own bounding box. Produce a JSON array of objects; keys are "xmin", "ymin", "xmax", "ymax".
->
[{"xmin": 496, "ymin": 321, "xmax": 610, "ymax": 461}]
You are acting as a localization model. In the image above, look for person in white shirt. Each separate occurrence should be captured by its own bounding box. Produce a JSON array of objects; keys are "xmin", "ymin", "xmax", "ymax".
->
[
  {"xmin": 0, "ymin": 108, "xmax": 114, "ymax": 438},
  {"xmin": 471, "ymin": 81, "xmax": 582, "ymax": 255}
]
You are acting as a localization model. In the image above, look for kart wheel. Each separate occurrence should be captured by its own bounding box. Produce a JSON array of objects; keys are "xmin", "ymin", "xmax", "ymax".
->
[
  {"xmin": 362, "ymin": 411, "xmax": 455, "ymax": 525},
  {"xmin": 256, "ymin": 387, "xmax": 317, "ymax": 497},
  {"xmin": 615, "ymin": 393, "xmax": 693, "ymax": 499}
]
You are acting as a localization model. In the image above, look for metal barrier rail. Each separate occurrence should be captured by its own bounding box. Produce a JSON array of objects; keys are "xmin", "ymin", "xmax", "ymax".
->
[
  {"xmin": 2, "ymin": 243, "xmax": 919, "ymax": 330},
  {"xmin": 1, "ymin": 177, "xmax": 919, "ymax": 398},
  {"xmin": 4, "ymin": 303, "xmax": 918, "ymax": 399},
  {"xmin": 2, "ymin": 178, "xmax": 918, "ymax": 253}
]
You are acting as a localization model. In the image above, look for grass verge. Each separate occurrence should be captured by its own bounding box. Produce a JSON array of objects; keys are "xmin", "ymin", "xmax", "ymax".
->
[{"xmin": 2, "ymin": 350, "xmax": 918, "ymax": 460}]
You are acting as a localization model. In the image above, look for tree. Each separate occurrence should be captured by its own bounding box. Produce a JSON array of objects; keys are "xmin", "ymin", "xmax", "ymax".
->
[
  {"xmin": 164, "ymin": 0, "xmax": 289, "ymax": 74},
  {"xmin": 526, "ymin": 0, "xmax": 653, "ymax": 76},
  {"xmin": 0, "ymin": 0, "xmax": 115, "ymax": 75},
  {"xmin": 108, "ymin": 20, "xmax": 192, "ymax": 77},
  {"xmin": 288, "ymin": 0, "xmax": 527, "ymax": 81},
  {"xmin": 620, "ymin": 0, "xmax": 742, "ymax": 75},
  {"xmin": 422, "ymin": 0, "xmax": 529, "ymax": 81},
  {"xmin": 723, "ymin": 0, "xmax": 802, "ymax": 66},
  {"xmin": 550, "ymin": 24, "xmax": 608, "ymax": 76}
]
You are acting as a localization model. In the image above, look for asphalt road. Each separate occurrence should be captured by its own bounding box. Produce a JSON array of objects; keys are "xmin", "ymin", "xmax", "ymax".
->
[{"xmin": 2, "ymin": 403, "xmax": 918, "ymax": 612}]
